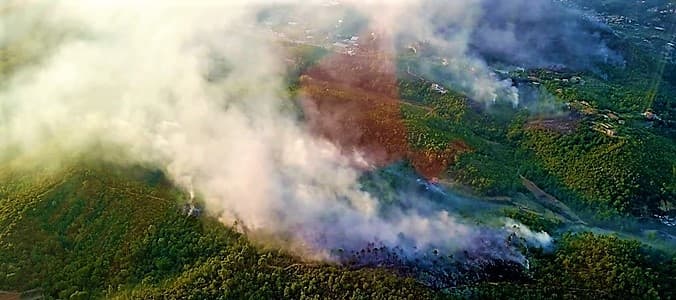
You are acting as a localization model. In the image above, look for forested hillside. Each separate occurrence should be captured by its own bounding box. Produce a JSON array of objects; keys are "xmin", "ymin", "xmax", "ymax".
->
[
  {"xmin": 2, "ymin": 0, "xmax": 675, "ymax": 299},
  {"xmin": 0, "ymin": 160, "xmax": 674, "ymax": 299}
]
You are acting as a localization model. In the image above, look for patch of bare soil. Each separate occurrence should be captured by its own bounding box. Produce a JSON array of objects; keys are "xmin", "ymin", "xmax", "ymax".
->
[
  {"xmin": 300, "ymin": 31, "xmax": 469, "ymax": 179},
  {"xmin": 526, "ymin": 112, "xmax": 582, "ymax": 134}
]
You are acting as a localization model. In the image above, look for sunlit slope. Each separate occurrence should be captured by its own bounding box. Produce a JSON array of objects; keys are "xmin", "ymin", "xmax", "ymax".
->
[
  {"xmin": 0, "ymin": 159, "xmax": 437, "ymax": 299},
  {"xmin": 0, "ymin": 160, "xmax": 178, "ymax": 295}
]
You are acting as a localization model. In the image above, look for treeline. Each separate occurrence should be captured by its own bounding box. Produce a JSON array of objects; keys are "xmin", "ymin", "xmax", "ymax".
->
[{"xmin": 465, "ymin": 233, "xmax": 676, "ymax": 300}]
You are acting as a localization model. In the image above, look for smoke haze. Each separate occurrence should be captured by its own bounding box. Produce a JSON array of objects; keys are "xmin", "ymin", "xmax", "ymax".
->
[
  {"xmin": 0, "ymin": 0, "xmax": 616, "ymax": 275},
  {"xmin": 471, "ymin": 0, "xmax": 622, "ymax": 69}
]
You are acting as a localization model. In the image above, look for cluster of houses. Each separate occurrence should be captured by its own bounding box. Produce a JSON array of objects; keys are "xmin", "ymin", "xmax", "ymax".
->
[
  {"xmin": 591, "ymin": 1, "xmax": 676, "ymax": 62},
  {"xmin": 573, "ymin": 101, "xmax": 625, "ymax": 138}
]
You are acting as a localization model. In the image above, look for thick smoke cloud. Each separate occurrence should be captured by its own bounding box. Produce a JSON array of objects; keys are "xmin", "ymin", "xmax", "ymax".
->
[
  {"xmin": 369, "ymin": 0, "xmax": 521, "ymax": 104},
  {"xmin": 471, "ymin": 0, "xmax": 622, "ymax": 69},
  {"xmin": 371, "ymin": 0, "xmax": 621, "ymax": 104},
  {"xmin": 0, "ymin": 0, "xmax": 571, "ymax": 277}
]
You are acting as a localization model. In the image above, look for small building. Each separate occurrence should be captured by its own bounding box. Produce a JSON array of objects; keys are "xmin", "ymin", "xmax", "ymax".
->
[
  {"xmin": 408, "ymin": 45, "xmax": 417, "ymax": 54},
  {"xmin": 644, "ymin": 111, "xmax": 654, "ymax": 120},
  {"xmin": 643, "ymin": 111, "xmax": 661, "ymax": 121},
  {"xmin": 182, "ymin": 203, "xmax": 202, "ymax": 217},
  {"xmin": 593, "ymin": 122, "xmax": 616, "ymax": 137},
  {"xmin": 602, "ymin": 128, "xmax": 616, "ymax": 137},
  {"xmin": 431, "ymin": 83, "xmax": 448, "ymax": 94},
  {"xmin": 332, "ymin": 42, "xmax": 348, "ymax": 49}
]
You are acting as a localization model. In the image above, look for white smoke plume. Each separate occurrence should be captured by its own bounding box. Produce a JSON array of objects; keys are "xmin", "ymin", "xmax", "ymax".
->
[
  {"xmin": 504, "ymin": 218, "xmax": 553, "ymax": 249},
  {"xmin": 347, "ymin": 0, "xmax": 620, "ymax": 105},
  {"xmin": 0, "ymin": 0, "xmax": 574, "ymax": 275}
]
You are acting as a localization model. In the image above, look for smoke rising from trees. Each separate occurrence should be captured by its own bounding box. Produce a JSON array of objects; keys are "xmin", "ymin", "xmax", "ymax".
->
[{"xmin": 1, "ymin": 0, "xmax": 613, "ymax": 270}]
